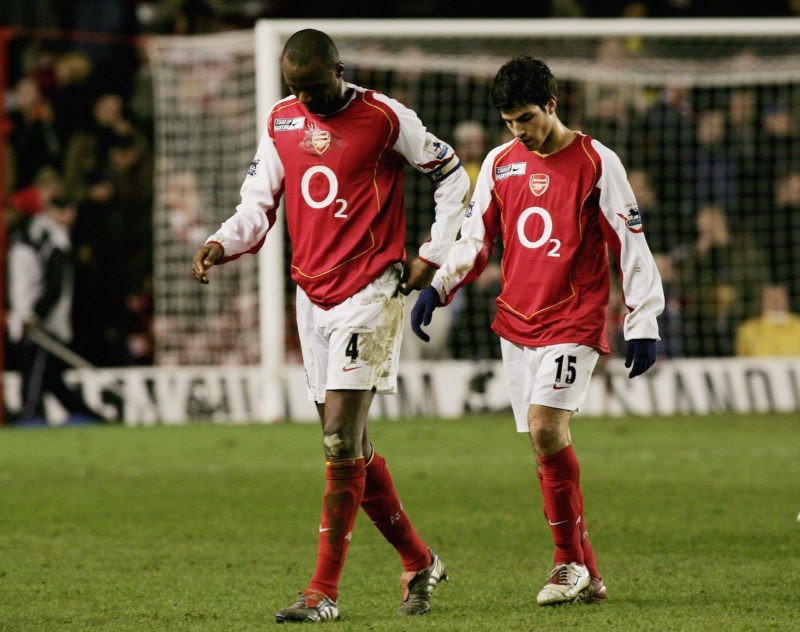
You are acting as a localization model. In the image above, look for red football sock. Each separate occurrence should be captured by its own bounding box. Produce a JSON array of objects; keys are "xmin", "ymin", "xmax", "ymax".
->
[
  {"xmin": 361, "ymin": 451, "xmax": 431, "ymax": 572},
  {"xmin": 537, "ymin": 465, "xmax": 600, "ymax": 578},
  {"xmin": 307, "ymin": 458, "xmax": 366, "ymax": 601},
  {"xmin": 578, "ymin": 505, "xmax": 601, "ymax": 579},
  {"xmin": 538, "ymin": 445, "xmax": 584, "ymax": 566}
]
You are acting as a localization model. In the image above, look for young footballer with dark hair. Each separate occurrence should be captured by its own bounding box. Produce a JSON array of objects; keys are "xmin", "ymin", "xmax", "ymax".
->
[{"xmin": 411, "ymin": 55, "xmax": 664, "ymax": 606}]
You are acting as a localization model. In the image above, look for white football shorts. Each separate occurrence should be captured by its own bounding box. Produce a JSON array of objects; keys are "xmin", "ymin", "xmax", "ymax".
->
[
  {"xmin": 295, "ymin": 263, "xmax": 405, "ymax": 403},
  {"xmin": 500, "ymin": 339, "xmax": 600, "ymax": 433}
]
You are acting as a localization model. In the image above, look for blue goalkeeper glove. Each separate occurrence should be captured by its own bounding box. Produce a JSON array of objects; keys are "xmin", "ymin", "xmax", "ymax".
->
[
  {"xmin": 624, "ymin": 339, "xmax": 657, "ymax": 378},
  {"xmin": 410, "ymin": 286, "xmax": 439, "ymax": 342}
]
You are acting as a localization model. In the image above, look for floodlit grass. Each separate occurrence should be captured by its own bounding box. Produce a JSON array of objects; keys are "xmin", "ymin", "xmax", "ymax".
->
[{"xmin": 1, "ymin": 412, "xmax": 798, "ymax": 631}]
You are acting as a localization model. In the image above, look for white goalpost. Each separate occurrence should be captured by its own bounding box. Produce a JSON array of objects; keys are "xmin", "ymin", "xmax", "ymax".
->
[{"xmin": 142, "ymin": 18, "xmax": 800, "ymax": 423}]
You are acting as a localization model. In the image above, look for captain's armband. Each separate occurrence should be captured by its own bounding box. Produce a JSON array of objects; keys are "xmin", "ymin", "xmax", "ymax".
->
[{"xmin": 429, "ymin": 155, "xmax": 463, "ymax": 183}]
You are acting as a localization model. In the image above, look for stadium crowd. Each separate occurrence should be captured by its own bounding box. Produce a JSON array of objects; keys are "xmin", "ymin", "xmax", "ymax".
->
[{"xmin": 2, "ymin": 0, "xmax": 800, "ymax": 382}]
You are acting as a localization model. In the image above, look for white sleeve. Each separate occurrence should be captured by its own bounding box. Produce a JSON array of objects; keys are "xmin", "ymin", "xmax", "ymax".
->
[
  {"xmin": 376, "ymin": 93, "xmax": 470, "ymax": 267},
  {"xmin": 593, "ymin": 140, "xmax": 665, "ymax": 340},
  {"xmin": 432, "ymin": 147, "xmax": 502, "ymax": 302},
  {"xmin": 205, "ymin": 124, "xmax": 285, "ymax": 258}
]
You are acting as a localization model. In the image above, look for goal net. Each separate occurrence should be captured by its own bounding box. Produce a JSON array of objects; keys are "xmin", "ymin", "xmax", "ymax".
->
[
  {"xmin": 147, "ymin": 30, "xmax": 262, "ymax": 366},
  {"xmin": 147, "ymin": 19, "xmax": 800, "ymax": 410}
]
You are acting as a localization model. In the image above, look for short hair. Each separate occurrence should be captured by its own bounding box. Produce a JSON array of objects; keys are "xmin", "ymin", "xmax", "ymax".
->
[
  {"xmin": 281, "ymin": 29, "xmax": 339, "ymax": 68},
  {"xmin": 491, "ymin": 56, "xmax": 558, "ymax": 112}
]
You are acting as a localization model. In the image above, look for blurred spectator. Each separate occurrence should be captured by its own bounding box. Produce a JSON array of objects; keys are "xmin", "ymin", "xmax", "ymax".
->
[
  {"xmin": 735, "ymin": 284, "xmax": 800, "ymax": 356},
  {"xmin": 631, "ymin": 83, "xmax": 696, "ymax": 227},
  {"xmin": 767, "ymin": 170, "xmax": 800, "ymax": 312},
  {"xmin": 62, "ymin": 91, "xmax": 135, "ymax": 202},
  {"xmin": 71, "ymin": 168, "xmax": 128, "ymax": 366},
  {"xmin": 164, "ymin": 170, "xmax": 208, "ymax": 245},
  {"xmin": 576, "ymin": 39, "xmax": 641, "ymax": 154},
  {"xmin": 7, "ymin": 165, "xmax": 62, "ymax": 229},
  {"xmin": 652, "ymin": 252, "xmax": 684, "ymax": 359},
  {"xmin": 628, "ymin": 167, "xmax": 671, "ymax": 253},
  {"xmin": 123, "ymin": 282, "xmax": 154, "ymax": 366},
  {"xmin": 452, "ymin": 120, "xmax": 488, "ymax": 196},
  {"xmin": 67, "ymin": 0, "xmax": 140, "ymax": 96},
  {"xmin": 690, "ymin": 108, "xmax": 739, "ymax": 224},
  {"xmin": 726, "ymin": 88, "xmax": 759, "ymax": 218},
  {"xmin": 672, "ymin": 203, "xmax": 769, "ymax": 357},
  {"xmin": 50, "ymin": 49, "xmax": 96, "ymax": 145},
  {"xmin": 6, "ymin": 195, "xmax": 106, "ymax": 424},
  {"xmin": 754, "ymin": 100, "xmax": 799, "ymax": 218},
  {"xmin": 8, "ymin": 75, "xmax": 62, "ymax": 191},
  {"xmin": 107, "ymin": 130, "xmax": 154, "ymax": 293}
]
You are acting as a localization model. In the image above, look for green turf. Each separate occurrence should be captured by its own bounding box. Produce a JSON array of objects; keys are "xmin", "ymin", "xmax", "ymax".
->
[{"xmin": 1, "ymin": 412, "xmax": 798, "ymax": 631}]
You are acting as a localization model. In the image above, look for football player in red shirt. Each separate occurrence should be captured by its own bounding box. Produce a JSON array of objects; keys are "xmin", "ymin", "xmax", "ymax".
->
[
  {"xmin": 411, "ymin": 56, "xmax": 665, "ymax": 606},
  {"xmin": 192, "ymin": 29, "xmax": 469, "ymax": 622}
]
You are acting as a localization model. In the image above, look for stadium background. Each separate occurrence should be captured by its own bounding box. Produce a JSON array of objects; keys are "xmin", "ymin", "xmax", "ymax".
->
[{"xmin": 2, "ymin": 2, "xmax": 800, "ymax": 424}]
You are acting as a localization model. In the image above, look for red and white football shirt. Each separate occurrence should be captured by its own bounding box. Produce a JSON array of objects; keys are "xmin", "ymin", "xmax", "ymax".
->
[
  {"xmin": 206, "ymin": 84, "xmax": 469, "ymax": 309},
  {"xmin": 432, "ymin": 133, "xmax": 664, "ymax": 354}
]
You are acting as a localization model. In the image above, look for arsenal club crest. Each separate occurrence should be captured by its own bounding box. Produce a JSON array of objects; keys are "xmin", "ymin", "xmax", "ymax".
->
[
  {"xmin": 312, "ymin": 129, "xmax": 331, "ymax": 155},
  {"xmin": 529, "ymin": 173, "xmax": 549, "ymax": 196}
]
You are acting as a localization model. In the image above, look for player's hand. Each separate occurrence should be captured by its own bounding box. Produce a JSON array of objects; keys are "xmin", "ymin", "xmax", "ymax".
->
[
  {"xmin": 624, "ymin": 339, "xmax": 657, "ymax": 378},
  {"xmin": 192, "ymin": 242, "xmax": 223, "ymax": 284},
  {"xmin": 410, "ymin": 286, "xmax": 439, "ymax": 342},
  {"xmin": 399, "ymin": 258, "xmax": 436, "ymax": 295}
]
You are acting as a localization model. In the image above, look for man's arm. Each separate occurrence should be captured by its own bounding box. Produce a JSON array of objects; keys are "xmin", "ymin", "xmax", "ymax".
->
[
  {"xmin": 410, "ymin": 151, "xmax": 502, "ymax": 341},
  {"xmin": 381, "ymin": 94, "xmax": 470, "ymax": 292},
  {"xmin": 191, "ymin": 125, "xmax": 285, "ymax": 283},
  {"xmin": 593, "ymin": 140, "xmax": 665, "ymax": 376}
]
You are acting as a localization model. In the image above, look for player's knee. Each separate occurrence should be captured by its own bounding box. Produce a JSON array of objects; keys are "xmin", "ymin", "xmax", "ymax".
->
[
  {"xmin": 323, "ymin": 431, "xmax": 358, "ymax": 459},
  {"xmin": 529, "ymin": 422, "xmax": 561, "ymax": 455}
]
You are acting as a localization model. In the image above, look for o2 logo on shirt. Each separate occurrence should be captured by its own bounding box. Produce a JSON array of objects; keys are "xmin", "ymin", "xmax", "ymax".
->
[
  {"xmin": 516, "ymin": 206, "xmax": 561, "ymax": 257},
  {"xmin": 301, "ymin": 166, "xmax": 348, "ymax": 218}
]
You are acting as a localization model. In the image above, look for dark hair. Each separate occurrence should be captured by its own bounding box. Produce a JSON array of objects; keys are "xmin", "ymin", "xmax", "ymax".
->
[
  {"xmin": 491, "ymin": 56, "xmax": 557, "ymax": 112},
  {"xmin": 281, "ymin": 29, "xmax": 339, "ymax": 68},
  {"xmin": 51, "ymin": 196, "xmax": 75, "ymax": 208}
]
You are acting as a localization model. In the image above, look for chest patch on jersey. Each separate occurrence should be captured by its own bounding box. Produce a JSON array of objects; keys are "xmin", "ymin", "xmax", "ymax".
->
[
  {"xmin": 300, "ymin": 125, "xmax": 332, "ymax": 155},
  {"xmin": 274, "ymin": 116, "xmax": 305, "ymax": 131},
  {"xmin": 529, "ymin": 173, "xmax": 550, "ymax": 196},
  {"xmin": 495, "ymin": 162, "xmax": 526, "ymax": 181},
  {"xmin": 616, "ymin": 204, "xmax": 644, "ymax": 233}
]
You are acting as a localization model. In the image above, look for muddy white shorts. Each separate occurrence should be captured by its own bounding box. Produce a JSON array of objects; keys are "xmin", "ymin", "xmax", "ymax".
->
[
  {"xmin": 500, "ymin": 338, "xmax": 600, "ymax": 432},
  {"xmin": 296, "ymin": 263, "xmax": 405, "ymax": 403}
]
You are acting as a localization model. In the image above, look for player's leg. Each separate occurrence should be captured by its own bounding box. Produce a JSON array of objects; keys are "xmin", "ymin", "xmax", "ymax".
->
[
  {"xmin": 275, "ymin": 288, "xmax": 357, "ymax": 623},
  {"xmin": 533, "ymin": 432, "xmax": 605, "ymax": 604},
  {"xmin": 333, "ymin": 263, "xmax": 446, "ymax": 615},
  {"xmin": 276, "ymin": 389, "xmax": 371, "ymax": 623},
  {"xmin": 529, "ymin": 403, "xmax": 586, "ymax": 571},
  {"xmin": 360, "ymin": 444, "xmax": 446, "ymax": 615},
  {"xmin": 17, "ymin": 338, "xmax": 49, "ymax": 422},
  {"xmin": 501, "ymin": 340, "xmax": 598, "ymax": 606},
  {"xmin": 530, "ymin": 344, "xmax": 601, "ymax": 605}
]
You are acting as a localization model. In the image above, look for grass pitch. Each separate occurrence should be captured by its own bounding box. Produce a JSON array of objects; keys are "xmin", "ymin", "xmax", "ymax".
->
[{"xmin": 1, "ymin": 411, "xmax": 798, "ymax": 631}]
